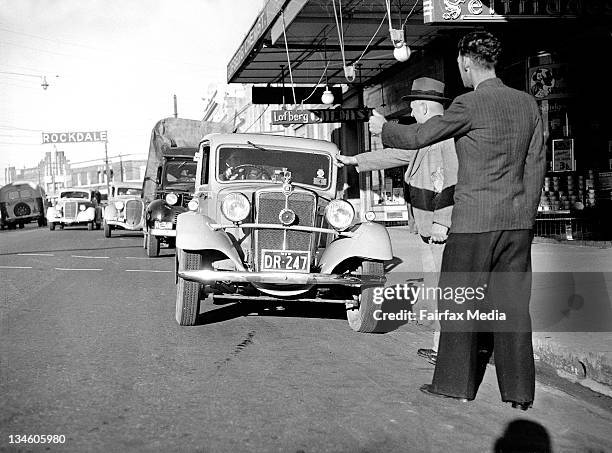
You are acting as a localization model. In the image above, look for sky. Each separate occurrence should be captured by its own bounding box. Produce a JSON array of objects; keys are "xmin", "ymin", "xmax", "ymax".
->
[{"xmin": 0, "ymin": 0, "xmax": 264, "ymax": 183}]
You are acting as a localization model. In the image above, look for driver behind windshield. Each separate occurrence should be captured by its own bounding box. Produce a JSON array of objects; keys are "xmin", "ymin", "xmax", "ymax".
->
[{"xmin": 219, "ymin": 150, "xmax": 270, "ymax": 181}]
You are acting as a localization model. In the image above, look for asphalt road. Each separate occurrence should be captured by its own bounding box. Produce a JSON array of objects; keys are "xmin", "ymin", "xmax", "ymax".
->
[{"xmin": 1, "ymin": 224, "xmax": 612, "ymax": 453}]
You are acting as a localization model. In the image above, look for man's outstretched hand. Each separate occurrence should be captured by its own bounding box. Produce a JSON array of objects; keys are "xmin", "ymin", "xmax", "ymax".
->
[
  {"xmin": 334, "ymin": 154, "xmax": 358, "ymax": 168},
  {"xmin": 368, "ymin": 109, "xmax": 387, "ymax": 135}
]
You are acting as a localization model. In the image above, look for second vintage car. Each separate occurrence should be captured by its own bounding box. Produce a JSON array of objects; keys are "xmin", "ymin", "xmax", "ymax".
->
[
  {"xmin": 47, "ymin": 188, "xmax": 103, "ymax": 231},
  {"xmin": 103, "ymin": 182, "xmax": 144, "ymax": 237},
  {"xmin": 174, "ymin": 133, "xmax": 393, "ymax": 333}
]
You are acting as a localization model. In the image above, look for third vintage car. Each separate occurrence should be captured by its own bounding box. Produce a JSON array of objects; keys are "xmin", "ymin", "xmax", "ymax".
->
[
  {"xmin": 103, "ymin": 182, "xmax": 145, "ymax": 237},
  {"xmin": 47, "ymin": 188, "xmax": 103, "ymax": 231},
  {"xmin": 174, "ymin": 133, "xmax": 393, "ymax": 333}
]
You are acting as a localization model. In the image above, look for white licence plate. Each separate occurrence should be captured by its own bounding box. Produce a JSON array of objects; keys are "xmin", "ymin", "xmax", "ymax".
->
[{"xmin": 261, "ymin": 249, "xmax": 310, "ymax": 272}]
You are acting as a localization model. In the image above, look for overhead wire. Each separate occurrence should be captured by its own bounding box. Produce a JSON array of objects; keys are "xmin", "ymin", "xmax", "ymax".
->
[{"xmin": 280, "ymin": 11, "xmax": 297, "ymax": 105}]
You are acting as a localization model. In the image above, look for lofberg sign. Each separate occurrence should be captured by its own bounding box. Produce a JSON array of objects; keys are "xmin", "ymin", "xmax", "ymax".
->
[
  {"xmin": 42, "ymin": 131, "xmax": 108, "ymax": 144},
  {"xmin": 271, "ymin": 108, "xmax": 372, "ymax": 125}
]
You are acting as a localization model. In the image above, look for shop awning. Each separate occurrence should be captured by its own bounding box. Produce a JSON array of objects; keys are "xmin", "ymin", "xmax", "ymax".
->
[{"xmin": 227, "ymin": 0, "xmax": 457, "ymax": 89}]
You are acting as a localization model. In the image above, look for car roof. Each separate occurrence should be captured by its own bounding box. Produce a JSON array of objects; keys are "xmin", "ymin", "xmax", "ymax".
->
[
  {"xmin": 161, "ymin": 146, "xmax": 198, "ymax": 158},
  {"xmin": 203, "ymin": 133, "xmax": 340, "ymax": 155}
]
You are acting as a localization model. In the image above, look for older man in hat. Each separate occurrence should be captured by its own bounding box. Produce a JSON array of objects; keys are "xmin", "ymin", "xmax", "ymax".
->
[{"xmin": 337, "ymin": 77, "xmax": 457, "ymax": 362}]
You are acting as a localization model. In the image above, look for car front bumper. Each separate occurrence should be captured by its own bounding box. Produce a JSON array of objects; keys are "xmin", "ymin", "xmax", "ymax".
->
[{"xmin": 178, "ymin": 269, "xmax": 385, "ymax": 287}]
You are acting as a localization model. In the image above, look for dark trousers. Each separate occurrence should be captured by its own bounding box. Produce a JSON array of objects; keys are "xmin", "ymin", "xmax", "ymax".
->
[{"xmin": 431, "ymin": 230, "xmax": 535, "ymax": 403}]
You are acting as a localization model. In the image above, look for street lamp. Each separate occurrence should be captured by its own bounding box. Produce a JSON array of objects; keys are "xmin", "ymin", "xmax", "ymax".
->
[{"xmin": 0, "ymin": 71, "xmax": 59, "ymax": 90}]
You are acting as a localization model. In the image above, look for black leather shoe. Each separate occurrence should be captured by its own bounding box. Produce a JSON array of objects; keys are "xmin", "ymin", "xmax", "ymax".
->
[
  {"xmin": 419, "ymin": 384, "xmax": 473, "ymax": 402},
  {"xmin": 417, "ymin": 348, "xmax": 437, "ymax": 365},
  {"xmin": 510, "ymin": 401, "xmax": 533, "ymax": 411}
]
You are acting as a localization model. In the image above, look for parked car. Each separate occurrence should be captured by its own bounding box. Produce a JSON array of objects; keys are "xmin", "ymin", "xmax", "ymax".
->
[
  {"xmin": 142, "ymin": 117, "xmax": 231, "ymax": 257},
  {"xmin": 0, "ymin": 181, "xmax": 47, "ymax": 229},
  {"xmin": 103, "ymin": 182, "xmax": 144, "ymax": 237},
  {"xmin": 174, "ymin": 133, "xmax": 392, "ymax": 332},
  {"xmin": 47, "ymin": 188, "xmax": 103, "ymax": 230}
]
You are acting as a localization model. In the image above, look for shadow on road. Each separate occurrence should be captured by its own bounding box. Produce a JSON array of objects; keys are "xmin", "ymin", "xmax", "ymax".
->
[
  {"xmin": 197, "ymin": 300, "xmax": 348, "ymax": 325},
  {"xmin": 493, "ymin": 419, "xmax": 552, "ymax": 452}
]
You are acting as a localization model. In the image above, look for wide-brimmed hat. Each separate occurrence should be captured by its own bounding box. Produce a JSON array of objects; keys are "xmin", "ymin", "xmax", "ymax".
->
[{"xmin": 401, "ymin": 77, "xmax": 451, "ymax": 104}]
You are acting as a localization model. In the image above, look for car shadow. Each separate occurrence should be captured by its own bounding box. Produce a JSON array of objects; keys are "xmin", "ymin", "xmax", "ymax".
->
[{"xmin": 197, "ymin": 300, "xmax": 348, "ymax": 325}]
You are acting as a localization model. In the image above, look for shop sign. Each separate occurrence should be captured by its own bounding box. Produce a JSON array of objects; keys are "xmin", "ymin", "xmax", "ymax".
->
[
  {"xmin": 422, "ymin": 0, "xmax": 612, "ymax": 23},
  {"xmin": 552, "ymin": 138, "xmax": 575, "ymax": 172},
  {"xmin": 42, "ymin": 131, "xmax": 108, "ymax": 144},
  {"xmin": 271, "ymin": 108, "xmax": 372, "ymax": 125},
  {"xmin": 227, "ymin": 0, "xmax": 285, "ymax": 82}
]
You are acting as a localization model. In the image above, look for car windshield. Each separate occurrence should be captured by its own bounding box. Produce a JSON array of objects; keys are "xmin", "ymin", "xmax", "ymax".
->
[
  {"xmin": 217, "ymin": 146, "xmax": 332, "ymax": 188},
  {"xmin": 163, "ymin": 160, "xmax": 196, "ymax": 190},
  {"xmin": 61, "ymin": 191, "xmax": 89, "ymax": 199},
  {"xmin": 116, "ymin": 187, "xmax": 142, "ymax": 196}
]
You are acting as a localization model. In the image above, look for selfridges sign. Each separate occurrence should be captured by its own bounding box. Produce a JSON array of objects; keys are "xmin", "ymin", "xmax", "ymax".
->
[{"xmin": 423, "ymin": 0, "xmax": 612, "ymax": 23}]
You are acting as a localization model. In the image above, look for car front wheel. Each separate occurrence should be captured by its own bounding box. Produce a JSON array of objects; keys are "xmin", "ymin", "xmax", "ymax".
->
[
  {"xmin": 175, "ymin": 249, "xmax": 201, "ymax": 326},
  {"xmin": 346, "ymin": 260, "xmax": 385, "ymax": 333},
  {"xmin": 104, "ymin": 221, "xmax": 112, "ymax": 238}
]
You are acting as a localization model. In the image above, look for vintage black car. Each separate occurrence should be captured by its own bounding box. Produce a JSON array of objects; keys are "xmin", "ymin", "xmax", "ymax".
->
[{"xmin": 0, "ymin": 181, "xmax": 47, "ymax": 229}]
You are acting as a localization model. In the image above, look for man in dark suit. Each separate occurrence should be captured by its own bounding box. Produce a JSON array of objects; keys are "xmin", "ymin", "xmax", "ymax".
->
[{"xmin": 368, "ymin": 31, "xmax": 546, "ymax": 409}]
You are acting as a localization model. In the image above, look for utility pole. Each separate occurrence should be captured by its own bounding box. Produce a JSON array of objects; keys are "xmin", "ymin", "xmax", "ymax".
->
[
  {"xmin": 51, "ymin": 145, "xmax": 57, "ymax": 195},
  {"xmin": 173, "ymin": 94, "xmax": 178, "ymax": 118},
  {"xmin": 104, "ymin": 140, "xmax": 111, "ymax": 197},
  {"xmin": 119, "ymin": 154, "xmax": 124, "ymax": 182}
]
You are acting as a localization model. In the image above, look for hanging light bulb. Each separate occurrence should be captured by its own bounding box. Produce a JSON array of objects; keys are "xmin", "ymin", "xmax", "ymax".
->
[
  {"xmin": 393, "ymin": 42, "xmax": 411, "ymax": 62},
  {"xmin": 41, "ymin": 76, "xmax": 49, "ymax": 90},
  {"xmin": 321, "ymin": 86, "xmax": 334, "ymax": 105}
]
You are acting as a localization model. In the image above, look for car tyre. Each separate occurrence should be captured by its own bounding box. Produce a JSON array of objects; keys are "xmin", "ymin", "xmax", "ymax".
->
[
  {"xmin": 175, "ymin": 249, "xmax": 201, "ymax": 326},
  {"xmin": 346, "ymin": 260, "xmax": 385, "ymax": 333},
  {"xmin": 18, "ymin": 223, "xmax": 24, "ymax": 229},
  {"xmin": 104, "ymin": 221, "xmax": 112, "ymax": 238},
  {"xmin": 146, "ymin": 233, "xmax": 160, "ymax": 257},
  {"xmin": 59, "ymin": 224, "xmax": 64, "ymax": 230},
  {"xmin": 49, "ymin": 222, "xmax": 55, "ymax": 231}
]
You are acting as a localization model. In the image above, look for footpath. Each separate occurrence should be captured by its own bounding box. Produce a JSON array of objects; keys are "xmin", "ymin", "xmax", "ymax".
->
[{"xmin": 384, "ymin": 226, "xmax": 612, "ymax": 396}]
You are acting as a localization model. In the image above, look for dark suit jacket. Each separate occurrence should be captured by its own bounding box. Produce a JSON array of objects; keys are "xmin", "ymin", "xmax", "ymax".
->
[{"xmin": 381, "ymin": 78, "xmax": 546, "ymax": 233}]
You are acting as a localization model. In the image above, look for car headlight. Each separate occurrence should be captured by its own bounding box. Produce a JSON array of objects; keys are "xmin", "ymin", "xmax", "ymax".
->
[
  {"xmin": 114, "ymin": 201, "xmax": 125, "ymax": 211},
  {"xmin": 187, "ymin": 198, "xmax": 199, "ymax": 211},
  {"xmin": 325, "ymin": 199, "xmax": 354, "ymax": 230},
  {"xmin": 79, "ymin": 204, "xmax": 86, "ymax": 211},
  {"xmin": 165, "ymin": 193, "xmax": 178, "ymax": 205},
  {"xmin": 221, "ymin": 193, "xmax": 250, "ymax": 222}
]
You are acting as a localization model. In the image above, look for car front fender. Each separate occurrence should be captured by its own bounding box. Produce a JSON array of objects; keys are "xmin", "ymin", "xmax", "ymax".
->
[
  {"xmin": 176, "ymin": 212, "xmax": 245, "ymax": 271},
  {"xmin": 104, "ymin": 204, "xmax": 117, "ymax": 219},
  {"xmin": 318, "ymin": 222, "xmax": 393, "ymax": 273}
]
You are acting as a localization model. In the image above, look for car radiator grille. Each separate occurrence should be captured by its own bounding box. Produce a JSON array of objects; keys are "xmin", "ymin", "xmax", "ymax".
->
[
  {"xmin": 254, "ymin": 191, "xmax": 315, "ymax": 271},
  {"xmin": 125, "ymin": 200, "xmax": 142, "ymax": 226},
  {"xmin": 64, "ymin": 201, "xmax": 78, "ymax": 220}
]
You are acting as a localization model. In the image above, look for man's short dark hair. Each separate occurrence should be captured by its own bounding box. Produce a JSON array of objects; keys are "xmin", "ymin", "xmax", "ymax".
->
[{"xmin": 458, "ymin": 31, "xmax": 501, "ymax": 70}]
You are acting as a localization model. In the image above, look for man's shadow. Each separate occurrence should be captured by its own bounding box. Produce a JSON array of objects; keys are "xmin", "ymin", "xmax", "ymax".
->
[{"xmin": 493, "ymin": 419, "xmax": 552, "ymax": 452}]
